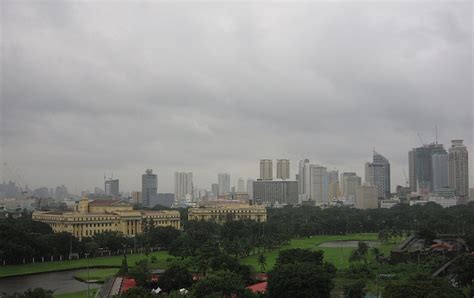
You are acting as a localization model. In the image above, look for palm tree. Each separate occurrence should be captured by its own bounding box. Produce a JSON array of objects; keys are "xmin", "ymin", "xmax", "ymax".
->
[{"xmin": 257, "ymin": 254, "xmax": 267, "ymax": 273}]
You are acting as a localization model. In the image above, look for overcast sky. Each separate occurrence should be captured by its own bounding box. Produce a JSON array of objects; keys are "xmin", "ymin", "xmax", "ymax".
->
[{"xmin": 1, "ymin": 1, "xmax": 472, "ymax": 194}]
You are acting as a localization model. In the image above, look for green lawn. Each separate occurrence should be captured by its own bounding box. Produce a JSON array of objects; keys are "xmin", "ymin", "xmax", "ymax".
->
[
  {"xmin": 74, "ymin": 268, "xmax": 118, "ymax": 283},
  {"xmin": 53, "ymin": 289, "xmax": 98, "ymax": 298},
  {"xmin": 241, "ymin": 233, "xmax": 391, "ymax": 271},
  {"xmin": 0, "ymin": 251, "xmax": 174, "ymax": 278}
]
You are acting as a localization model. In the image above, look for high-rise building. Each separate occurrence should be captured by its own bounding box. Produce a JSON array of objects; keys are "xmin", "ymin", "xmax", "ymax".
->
[
  {"xmin": 211, "ymin": 183, "xmax": 219, "ymax": 197},
  {"xmin": 355, "ymin": 183, "xmax": 378, "ymax": 209},
  {"xmin": 237, "ymin": 178, "xmax": 245, "ymax": 193},
  {"xmin": 131, "ymin": 191, "xmax": 142, "ymax": 205},
  {"xmin": 247, "ymin": 179, "xmax": 254, "ymax": 201},
  {"xmin": 327, "ymin": 170, "xmax": 340, "ymax": 200},
  {"xmin": 253, "ymin": 180, "xmax": 298, "ymax": 205},
  {"xmin": 276, "ymin": 159, "xmax": 290, "ymax": 180},
  {"xmin": 341, "ymin": 173, "xmax": 361, "ymax": 197},
  {"xmin": 260, "ymin": 159, "xmax": 273, "ymax": 180},
  {"xmin": 448, "ymin": 140, "xmax": 469, "ymax": 197},
  {"xmin": 408, "ymin": 143, "xmax": 446, "ymax": 192},
  {"xmin": 174, "ymin": 172, "xmax": 193, "ymax": 206},
  {"xmin": 432, "ymin": 152, "xmax": 448, "ymax": 191},
  {"xmin": 298, "ymin": 159, "xmax": 310, "ymax": 194},
  {"xmin": 142, "ymin": 169, "xmax": 157, "ymax": 207},
  {"xmin": 218, "ymin": 173, "xmax": 230, "ymax": 195},
  {"xmin": 104, "ymin": 179, "xmax": 119, "ymax": 198},
  {"xmin": 304, "ymin": 164, "xmax": 329, "ymax": 204},
  {"xmin": 365, "ymin": 151, "xmax": 391, "ymax": 199}
]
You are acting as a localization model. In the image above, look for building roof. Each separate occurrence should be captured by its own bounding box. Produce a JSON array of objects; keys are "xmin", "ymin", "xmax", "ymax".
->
[
  {"xmin": 246, "ymin": 282, "xmax": 267, "ymax": 293},
  {"xmin": 89, "ymin": 199, "xmax": 126, "ymax": 206}
]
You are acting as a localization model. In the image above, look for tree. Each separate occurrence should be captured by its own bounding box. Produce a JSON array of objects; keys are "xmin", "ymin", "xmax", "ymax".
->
[
  {"xmin": 128, "ymin": 259, "xmax": 151, "ymax": 287},
  {"xmin": 2, "ymin": 288, "xmax": 53, "ymax": 298},
  {"xmin": 191, "ymin": 270, "xmax": 251, "ymax": 298},
  {"xmin": 268, "ymin": 262, "xmax": 336, "ymax": 298},
  {"xmin": 349, "ymin": 242, "xmax": 369, "ymax": 264},
  {"xmin": 159, "ymin": 264, "xmax": 193, "ymax": 293},
  {"xmin": 343, "ymin": 280, "xmax": 367, "ymax": 298},
  {"xmin": 383, "ymin": 275, "xmax": 464, "ymax": 298},
  {"xmin": 257, "ymin": 254, "xmax": 267, "ymax": 273},
  {"xmin": 452, "ymin": 254, "xmax": 474, "ymax": 286},
  {"xmin": 118, "ymin": 254, "xmax": 128, "ymax": 275}
]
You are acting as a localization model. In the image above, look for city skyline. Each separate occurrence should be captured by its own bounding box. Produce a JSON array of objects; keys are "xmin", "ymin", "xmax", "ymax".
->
[{"xmin": 1, "ymin": 1, "xmax": 472, "ymax": 194}]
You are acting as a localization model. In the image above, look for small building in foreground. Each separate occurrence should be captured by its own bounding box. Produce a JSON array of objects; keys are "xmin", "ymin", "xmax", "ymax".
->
[
  {"xmin": 188, "ymin": 204, "xmax": 267, "ymax": 224},
  {"xmin": 32, "ymin": 197, "xmax": 180, "ymax": 239}
]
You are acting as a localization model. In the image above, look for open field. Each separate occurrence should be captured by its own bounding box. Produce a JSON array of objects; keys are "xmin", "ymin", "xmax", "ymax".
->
[
  {"xmin": 241, "ymin": 233, "xmax": 398, "ymax": 271},
  {"xmin": 74, "ymin": 268, "xmax": 118, "ymax": 283},
  {"xmin": 53, "ymin": 289, "xmax": 98, "ymax": 298},
  {"xmin": 0, "ymin": 251, "xmax": 173, "ymax": 278}
]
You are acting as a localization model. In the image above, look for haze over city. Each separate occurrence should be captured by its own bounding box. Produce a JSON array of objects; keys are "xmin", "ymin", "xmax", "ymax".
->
[{"xmin": 1, "ymin": 1, "xmax": 472, "ymax": 193}]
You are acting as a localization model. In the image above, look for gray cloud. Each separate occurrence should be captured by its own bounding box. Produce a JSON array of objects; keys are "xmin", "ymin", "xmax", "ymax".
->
[{"xmin": 1, "ymin": 1, "xmax": 472, "ymax": 193}]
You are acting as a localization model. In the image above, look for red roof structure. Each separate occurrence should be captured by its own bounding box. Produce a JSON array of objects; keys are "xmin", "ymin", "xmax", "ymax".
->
[
  {"xmin": 246, "ymin": 282, "xmax": 267, "ymax": 293},
  {"xmin": 120, "ymin": 278, "xmax": 136, "ymax": 293}
]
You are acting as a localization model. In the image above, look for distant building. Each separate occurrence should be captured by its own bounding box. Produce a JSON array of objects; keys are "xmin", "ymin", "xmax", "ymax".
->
[
  {"xmin": 32, "ymin": 198, "xmax": 180, "ymax": 240},
  {"xmin": 188, "ymin": 204, "xmax": 267, "ymax": 224},
  {"xmin": 448, "ymin": 140, "xmax": 469, "ymax": 197},
  {"xmin": 33, "ymin": 187, "xmax": 50, "ymax": 198},
  {"xmin": 432, "ymin": 152, "xmax": 448, "ymax": 191},
  {"xmin": 142, "ymin": 169, "xmax": 158, "ymax": 207},
  {"xmin": 211, "ymin": 183, "xmax": 219, "ymax": 197},
  {"xmin": 253, "ymin": 180, "xmax": 298, "ymax": 205},
  {"xmin": 355, "ymin": 184, "xmax": 378, "ymax": 209},
  {"xmin": 428, "ymin": 196, "xmax": 458, "ymax": 208},
  {"xmin": 304, "ymin": 165, "xmax": 329, "ymax": 204},
  {"xmin": 174, "ymin": 172, "xmax": 193, "ymax": 206},
  {"xmin": 409, "ymin": 143, "xmax": 446, "ymax": 192},
  {"xmin": 94, "ymin": 187, "xmax": 105, "ymax": 195},
  {"xmin": 218, "ymin": 173, "xmax": 230, "ymax": 195},
  {"xmin": 260, "ymin": 159, "xmax": 273, "ymax": 180},
  {"xmin": 237, "ymin": 178, "xmax": 246, "ymax": 193},
  {"xmin": 435, "ymin": 186, "xmax": 456, "ymax": 198},
  {"xmin": 131, "ymin": 191, "xmax": 142, "ymax": 205},
  {"xmin": 341, "ymin": 173, "xmax": 361, "ymax": 198},
  {"xmin": 152, "ymin": 193, "xmax": 175, "ymax": 208},
  {"xmin": 105, "ymin": 179, "xmax": 119, "ymax": 198},
  {"xmin": 247, "ymin": 179, "xmax": 254, "ymax": 201},
  {"xmin": 55, "ymin": 185, "xmax": 70, "ymax": 200},
  {"xmin": 365, "ymin": 151, "xmax": 391, "ymax": 199},
  {"xmin": 298, "ymin": 159, "xmax": 310, "ymax": 195},
  {"xmin": 276, "ymin": 159, "xmax": 290, "ymax": 180}
]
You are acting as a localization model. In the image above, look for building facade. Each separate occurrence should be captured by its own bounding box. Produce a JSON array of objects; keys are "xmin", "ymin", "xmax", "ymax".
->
[
  {"xmin": 260, "ymin": 159, "xmax": 273, "ymax": 180},
  {"xmin": 365, "ymin": 151, "xmax": 390, "ymax": 199},
  {"xmin": 218, "ymin": 173, "xmax": 230, "ymax": 195},
  {"xmin": 105, "ymin": 179, "xmax": 119, "ymax": 198},
  {"xmin": 448, "ymin": 140, "xmax": 469, "ymax": 197},
  {"xmin": 409, "ymin": 143, "xmax": 446, "ymax": 192},
  {"xmin": 174, "ymin": 172, "xmax": 193, "ymax": 206},
  {"xmin": 142, "ymin": 169, "xmax": 157, "ymax": 207},
  {"xmin": 276, "ymin": 159, "xmax": 290, "ymax": 180},
  {"xmin": 32, "ymin": 198, "xmax": 180, "ymax": 240},
  {"xmin": 131, "ymin": 191, "xmax": 142, "ymax": 205},
  {"xmin": 341, "ymin": 173, "xmax": 361, "ymax": 198},
  {"xmin": 432, "ymin": 152, "xmax": 448, "ymax": 191},
  {"xmin": 304, "ymin": 165, "xmax": 329, "ymax": 204},
  {"xmin": 355, "ymin": 184, "xmax": 378, "ymax": 209},
  {"xmin": 253, "ymin": 180, "xmax": 298, "ymax": 205},
  {"xmin": 188, "ymin": 204, "xmax": 267, "ymax": 224}
]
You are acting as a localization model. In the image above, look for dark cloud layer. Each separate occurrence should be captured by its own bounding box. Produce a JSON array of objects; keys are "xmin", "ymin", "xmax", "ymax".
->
[{"xmin": 1, "ymin": 1, "xmax": 472, "ymax": 193}]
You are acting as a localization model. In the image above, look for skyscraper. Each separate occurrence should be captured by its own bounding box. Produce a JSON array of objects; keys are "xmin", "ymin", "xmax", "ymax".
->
[
  {"xmin": 237, "ymin": 178, "xmax": 245, "ymax": 192},
  {"xmin": 174, "ymin": 172, "xmax": 193, "ymax": 206},
  {"xmin": 304, "ymin": 164, "xmax": 329, "ymax": 204},
  {"xmin": 341, "ymin": 173, "xmax": 361, "ymax": 197},
  {"xmin": 211, "ymin": 183, "xmax": 219, "ymax": 197},
  {"xmin": 276, "ymin": 159, "xmax": 290, "ymax": 180},
  {"xmin": 260, "ymin": 159, "xmax": 273, "ymax": 180},
  {"xmin": 408, "ymin": 143, "xmax": 446, "ymax": 192},
  {"xmin": 327, "ymin": 170, "xmax": 340, "ymax": 200},
  {"xmin": 448, "ymin": 140, "xmax": 469, "ymax": 197},
  {"xmin": 247, "ymin": 179, "xmax": 254, "ymax": 201},
  {"xmin": 355, "ymin": 183, "xmax": 378, "ymax": 209},
  {"xmin": 432, "ymin": 152, "xmax": 448, "ymax": 191},
  {"xmin": 105, "ymin": 179, "xmax": 119, "ymax": 198},
  {"xmin": 142, "ymin": 169, "xmax": 157, "ymax": 207},
  {"xmin": 365, "ymin": 151, "xmax": 391, "ymax": 199},
  {"xmin": 218, "ymin": 173, "xmax": 230, "ymax": 195},
  {"xmin": 298, "ymin": 159, "xmax": 310, "ymax": 195}
]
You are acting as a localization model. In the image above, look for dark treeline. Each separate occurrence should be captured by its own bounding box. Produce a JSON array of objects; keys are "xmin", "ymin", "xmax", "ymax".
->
[{"xmin": 1, "ymin": 202, "xmax": 474, "ymax": 264}]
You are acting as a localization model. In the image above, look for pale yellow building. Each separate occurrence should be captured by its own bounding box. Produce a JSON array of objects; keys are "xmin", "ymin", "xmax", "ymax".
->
[
  {"xmin": 355, "ymin": 184, "xmax": 379, "ymax": 209},
  {"xmin": 188, "ymin": 204, "xmax": 267, "ymax": 224},
  {"xmin": 32, "ymin": 198, "xmax": 180, "ymax": 239}
]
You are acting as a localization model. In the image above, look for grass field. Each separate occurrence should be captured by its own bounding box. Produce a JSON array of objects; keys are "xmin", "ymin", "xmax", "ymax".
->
[
  {"xmin": 0, "ymin": 251, "xmax": 174, "ymax": 278},
  {"xmin": 53, "ymin": 289, "xmax": 98, "ymax": 298},
  {"xmin": 74, "ymin": 268, "xmax": 118, "ymax": 283},
  {"xmin": 240, "ymin": 233, "xmax": 396, "ymax": 271}
]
